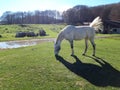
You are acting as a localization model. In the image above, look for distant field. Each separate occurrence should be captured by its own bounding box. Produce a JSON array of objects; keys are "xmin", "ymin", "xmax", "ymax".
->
[
  {"xmin": 0, "ymin": 35, "xmax": 120, "ymax": 90},
  {"xmin": 0, "ymin": 24, "xmax": 65, "ymax": 41}
]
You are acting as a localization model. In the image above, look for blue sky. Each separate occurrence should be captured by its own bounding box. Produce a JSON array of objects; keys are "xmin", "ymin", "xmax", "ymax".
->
[{"xmin": 0, "ymin": 0, "xmax": 120, "ymax": 16}]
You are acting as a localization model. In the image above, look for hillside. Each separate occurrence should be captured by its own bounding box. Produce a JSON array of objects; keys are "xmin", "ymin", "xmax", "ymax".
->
[{"xmin": 0, "ymin": 24, "xmax": 65, "ymax": 41}]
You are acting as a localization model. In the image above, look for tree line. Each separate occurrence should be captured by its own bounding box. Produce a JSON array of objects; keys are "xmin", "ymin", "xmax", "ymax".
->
[
  {"xmin": 0, "ymin": 2, "xmax": 120, "ymax": 24},
  {"xmin": 63, "ymin": 2, "xmax": 120, "ymax": 25},
  {"xmin": 0, "ymin": 10, "xmax": 62, "ymax": 24}
]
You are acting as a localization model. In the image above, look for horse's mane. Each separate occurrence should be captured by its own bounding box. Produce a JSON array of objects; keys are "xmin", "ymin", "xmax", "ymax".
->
[
  {"xmin": 90, "ymin": 16, "xmax": 103, "ymax": 31},
  {"xmin": 55, "ymin": 31, "xmax": 64, "ymax": 44}
]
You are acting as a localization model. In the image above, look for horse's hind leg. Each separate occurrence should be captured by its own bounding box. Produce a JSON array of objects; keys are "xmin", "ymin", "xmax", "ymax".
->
[
  {"xmin": 82, "ymin": 38, "xmax": 88, "ymax": 55},
  {"xmin": 90, "ymin": 38, "xmax": 96, "ymax": 56}
]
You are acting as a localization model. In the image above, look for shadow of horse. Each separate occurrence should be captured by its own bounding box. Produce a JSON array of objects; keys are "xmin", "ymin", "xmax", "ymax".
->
[{"xmin": 55, "ymin": 55, "xmax": 120, "ymax": 87}]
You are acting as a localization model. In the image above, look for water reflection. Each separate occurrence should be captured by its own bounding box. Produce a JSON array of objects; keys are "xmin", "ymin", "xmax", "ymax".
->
[
  {"xmin": 0, "ymin": 38, "xmax": 54, "ymax": 49},
  {"xmin": 0, "ymin": 41, "xmax": 36, "ymax": 49}
]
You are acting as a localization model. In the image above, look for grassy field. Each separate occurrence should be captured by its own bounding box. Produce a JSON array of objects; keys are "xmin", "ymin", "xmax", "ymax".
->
[
  {"xmin": 0, "ymin": 24, "xmax": 120, "ymax": 90},
  {"xmin": 0, "ymin": 24, "xmax": 65, "ymax": 41}
]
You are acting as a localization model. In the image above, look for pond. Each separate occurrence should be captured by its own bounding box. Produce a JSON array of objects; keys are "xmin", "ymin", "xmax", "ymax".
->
[{"xmin": 0, "ymin": 38, "xmax": 55, "ymax": 49}]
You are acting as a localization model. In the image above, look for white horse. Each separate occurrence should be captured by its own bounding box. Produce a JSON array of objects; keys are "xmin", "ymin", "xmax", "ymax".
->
[{"xmin": 54, "ymin": 16, "xmax": 103, "ymax": 56}]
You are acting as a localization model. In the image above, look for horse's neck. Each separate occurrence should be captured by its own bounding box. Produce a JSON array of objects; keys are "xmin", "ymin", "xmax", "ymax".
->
[{"xmin": 56, "ymin": 32, "xmax": 64, "ymax": 45}]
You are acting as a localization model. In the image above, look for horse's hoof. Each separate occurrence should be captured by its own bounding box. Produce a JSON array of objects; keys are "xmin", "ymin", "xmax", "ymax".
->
[
  {"xmin": 55, "ymin": 54, "xmax": 59, "ymax": 57},
  {"xmin": 71, "ymin": 54, "xmax": 74, "ymax": 56},
  {"xmin": 92, "ymin": 54, "xmax": 95, "ymax": 56}
]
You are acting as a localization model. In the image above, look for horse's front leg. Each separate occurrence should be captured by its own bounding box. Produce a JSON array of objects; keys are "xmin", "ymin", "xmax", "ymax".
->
[{"xmin": 69, "ymin": 40, "xmax": 74, "ymax": 56}]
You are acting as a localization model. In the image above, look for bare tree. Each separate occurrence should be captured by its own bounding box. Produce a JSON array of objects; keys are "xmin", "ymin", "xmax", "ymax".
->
[{"xmin": 109, "ymin": 4, "xmax": 120, "ymax": 21}]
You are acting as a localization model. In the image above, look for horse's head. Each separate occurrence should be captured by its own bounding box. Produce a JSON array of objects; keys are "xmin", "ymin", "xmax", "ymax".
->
[{"xmin": 54, "ymin": 42, "xmax": 61, "ymax": 56}]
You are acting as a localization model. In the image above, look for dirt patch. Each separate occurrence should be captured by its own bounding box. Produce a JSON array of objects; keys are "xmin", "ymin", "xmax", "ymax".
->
[{"xmin": 13, "ymin": 38, "xmax": 55, "ymax": 44}]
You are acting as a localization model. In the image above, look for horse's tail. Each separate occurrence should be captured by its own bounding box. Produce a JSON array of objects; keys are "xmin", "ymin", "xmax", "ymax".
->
[{"xmin": 90, "ymin": 16, "xmax": 103, "ymax": 31}]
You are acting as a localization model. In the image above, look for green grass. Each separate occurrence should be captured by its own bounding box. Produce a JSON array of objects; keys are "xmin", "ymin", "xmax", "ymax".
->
[
  {"xmin": 0, "ymin": 24, "xmax": 65, "ymax": 41},
  {"xmin": 0, "ymin": 36, "xmax": 120, "ymax": 90}
]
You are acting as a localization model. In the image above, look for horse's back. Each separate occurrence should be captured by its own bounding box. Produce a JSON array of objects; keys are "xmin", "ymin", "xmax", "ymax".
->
[
  {"xmin": 75, "ymin": 26, "xmax": 95, "ymax": 38},
  {"xmin": 62, "ymin": 25, "xmax": 95, "ymax": 40}
]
